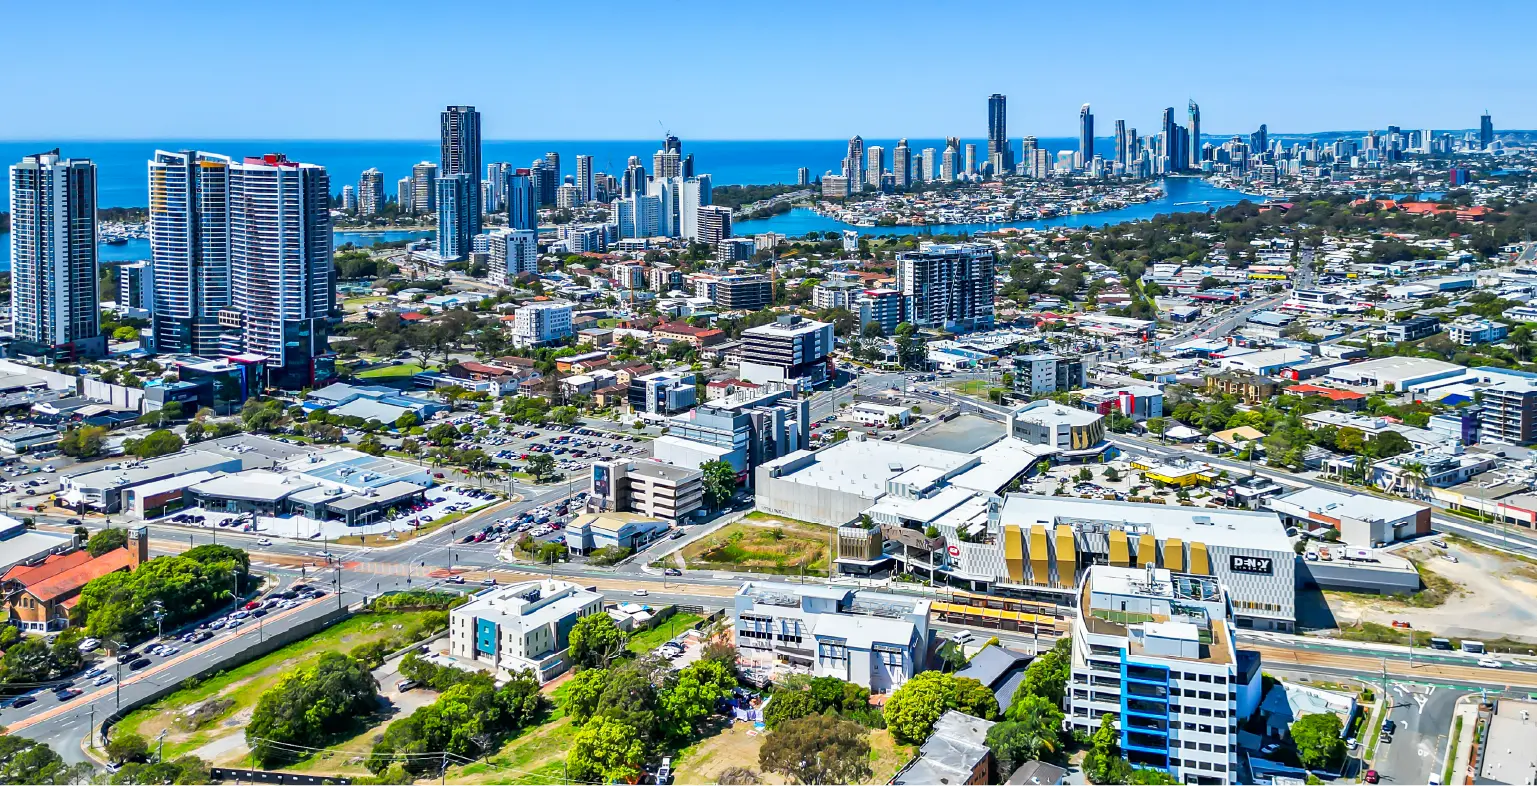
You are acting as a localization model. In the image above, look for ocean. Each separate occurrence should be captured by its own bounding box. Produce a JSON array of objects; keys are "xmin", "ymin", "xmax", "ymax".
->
[{"xmin": 0, "ymin": 138, "xmax": 1261, "ymax": 268}]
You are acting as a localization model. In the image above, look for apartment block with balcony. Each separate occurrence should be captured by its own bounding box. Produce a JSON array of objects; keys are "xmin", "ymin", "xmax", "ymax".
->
[
  {"xmin": 1204, "ymin": 371, "xmax": 1278, "ymax": 404},
  {"xmin": 1477, "ymin": 375, "xmax": 1537, "ymax": 445},
  {"xmin": 1067, "ymin": 565, "xmax": 1262, "ymax": 785}
]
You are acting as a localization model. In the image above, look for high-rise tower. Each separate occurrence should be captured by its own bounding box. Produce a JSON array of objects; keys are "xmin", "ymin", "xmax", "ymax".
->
[
  {"xmin": 439, "ymin": 106, "xmax": 482, "ymax": 237},
  {"xmin": 988, "ymin": 94, "xmax": 1013, "ymax": 172},
  {"xmin": 147, "ymin": 150, "xmax": 234, "ymax": 357},
  {"xmin": 228, "ymin": 154, "xmax": 332, "ymax": 389},
  {"xmin": 1187, "ymin": 100, "xmax": 1202, "ymax": 170},
  {"xmin": 1480, "ymin": 111, "xmax": 1494, "ymax": 149},
  {"xmin": 9, "ymin": 150, "xmax": 104, "ymax": 359},
  {"xmin": 1078, "ymin": 104, "xmax": 1095, "ymax": 169}
]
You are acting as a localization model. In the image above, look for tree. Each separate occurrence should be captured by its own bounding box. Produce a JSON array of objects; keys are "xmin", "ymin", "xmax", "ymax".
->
[
  {"xmin": 246, "ymin": 653, "xmax": 380, "ymax": 765},
  {"xmin": 1289, "ymin": 712, "xmax": 1345, "ymax": 770},
  {"xmin": 549, "ymin": 406, "xmax": 580, "ymax": 425},
  {"xmin": 564, "ymin": 667, "xmax": 608, "ymax": 723},
  {"xmin": 394, "ymin": 411, "xmax": 419, "ymax": 431},
  {"xmin": 1020, "ymin": 648, "xmax": 1070, "ymax": 706},
  {"xmin": 763, "ymin": 688, "xmax": 819, "ymax": 729},
  {"xmin": 700, "ymin": 459, "xmax": 737, "ymax": 509},
  {"xmin": 58, "ymin": 425, "xmax": 108, "ymax": 458},
  {"xmin": 126, "ymin": 429, "xmax": 184, "ymax": 458},
  {"xmin": 86, "ymin": 528, "xmax": 129, "ymax": 557},
  {"xmin": 525, "ymin": 452, "xmax": 556, "ymax": 482},
  {"xmin": 990, "ymin": 694, "xmax": 1064, "ymax": 771},
  {"xmin": 717, "ymin": 767, "xmax": 763, "ymax": 784},
  {"xmin": 567, "ymin": 613, "xmax": 627, "ymax": 669},
  {"xmin": 884, "ymin": 671, "xmax": 954, "ymax": 742},
  {"xmin": 759, "ymin": 714, "xmax": 872, "ymax": 785},
  {"xmin": 0, "ymin": 735, "xmax": 92, "ymax": 785},
  {"xmin": 953, "ymin": 676, "xmax": 999, "ymax": 720},
  {"xmin": 105, "ymin": 731, "xmax": 149, "ymax": 764},
  {"xmin": 894, "ymin": 322, "xmax": 927, "ymax": 370},
  {"xmin": 566, "ymin": 717, "xmax": 647, "ymax": 784},
  {"xmin": 660, "ymin": 659, "xmax": 736, "ymax": 740}
]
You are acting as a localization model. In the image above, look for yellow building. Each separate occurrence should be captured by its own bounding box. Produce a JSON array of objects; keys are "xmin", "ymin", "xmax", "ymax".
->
[{"xmin": 1129, "ymin": 459, "xmax": 1218, "ymax": 487}]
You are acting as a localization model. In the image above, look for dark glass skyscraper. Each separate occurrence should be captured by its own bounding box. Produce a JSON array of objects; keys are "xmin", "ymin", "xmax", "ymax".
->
[
  {"xmin": 1480, "ymin": 111, "xmax": 1494, "ymax": 149},
  {"xmin": 1078, "ymin": 104, "xmax": 1094, "ymax": 168},
  {"xmin": 439, "ymin": 106, "xmax": 482, "ymax": 238},
  {"xmin": 1187, "ymin": 100, "xmax": 1201, "ymax": 170},
  {"xmin": 987, "ymin": 94, "xmax": 1012, "ymax": 171}
]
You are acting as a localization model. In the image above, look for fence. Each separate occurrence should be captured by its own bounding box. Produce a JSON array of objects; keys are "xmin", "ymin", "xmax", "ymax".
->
[{"xmin": 210, "ymin": 768, "xmax": 351, "ymax": 785}]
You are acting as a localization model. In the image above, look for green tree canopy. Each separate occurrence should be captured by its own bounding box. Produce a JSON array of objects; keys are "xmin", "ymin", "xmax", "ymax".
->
[
  {"xmin": 565, "ymin": 716, "xmax": 647, "ymax": 784},
  {"xmin": 699, "ymin": 459, "xmax": 737, "ymax": 509},
  {"xmin": 567, "ymin": 613, "xmax": 628, "ymax": 669},
  {"xmin": 759, "ymin": 714, "xmax": 872, "ymax": 785},
  {"xmin": 246, "ymin": 652, "xmax": 380, "ymax": 766},
  {"xmin": 86, "ymin": 528, "xmax": 128, "ymax": 557},
  {"xmin": 1289, "ymin": 712, "xmax": 1345, "ymax": 770}
]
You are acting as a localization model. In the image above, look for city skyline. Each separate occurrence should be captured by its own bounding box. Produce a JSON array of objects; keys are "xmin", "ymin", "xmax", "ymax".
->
[{"xmin": 8, "ymin": 1, "xmax": 1537, "ymax": 141}]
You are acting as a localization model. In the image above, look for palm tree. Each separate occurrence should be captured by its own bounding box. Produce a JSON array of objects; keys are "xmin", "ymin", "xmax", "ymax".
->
[
  {"xmin": 1352, "ymin": 455, "xmax": 1369, "ymax": 485},
  {"xmin": 1397, "ymin": 461, "xmax": 1429, "ymax": 498}
]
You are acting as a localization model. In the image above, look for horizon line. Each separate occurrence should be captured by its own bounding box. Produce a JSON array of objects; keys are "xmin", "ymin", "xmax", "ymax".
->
[{"xmin": 0, "ymin": 129, "xmax": 1507, "ymax": 144}]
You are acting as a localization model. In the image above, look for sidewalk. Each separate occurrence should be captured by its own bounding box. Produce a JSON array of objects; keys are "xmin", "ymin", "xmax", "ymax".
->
[{"xmin": 1445, "ymin": 695, "xmax": 1482, "ymax": 785}]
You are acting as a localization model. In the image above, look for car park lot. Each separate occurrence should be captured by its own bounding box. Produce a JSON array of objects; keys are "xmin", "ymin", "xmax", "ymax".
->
[
  {"xmin": 466, "ymin": 490, "xmax": 590, "ymax": 548},
  {"xmin": 432, "ymin": 420, "xmax": 654, "ymax": 477},
  {"xmin": 149, "ymin": 485, "xmax": 501, "ymax": 542}
]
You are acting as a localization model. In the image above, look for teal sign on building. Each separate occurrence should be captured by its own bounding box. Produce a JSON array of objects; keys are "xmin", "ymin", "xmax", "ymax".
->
[{"xmin": 475, "ymin": 618, "xmax": 497, "ymax": 655}]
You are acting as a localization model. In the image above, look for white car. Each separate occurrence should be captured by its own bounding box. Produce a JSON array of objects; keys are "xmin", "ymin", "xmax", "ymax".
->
[
  {"xmin": 256, "ymin": 538, "xmax": 272, "ymax": 547},
  {"xmin": 632, "ymin": 589, "xmax": 649, "ymax": 597},
  {"xmin": 1479, "ymin": 657, "xmax": 1502, "ymax": 668}
]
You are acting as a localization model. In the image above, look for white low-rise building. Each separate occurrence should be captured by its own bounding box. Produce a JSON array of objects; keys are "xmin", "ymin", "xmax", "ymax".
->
[
  {"xmin": 449, "ymin": 579, "xmax": 605, "ymax": 683},
  {"xmin": 734, "ymin": 582, "xmax": 931, "ymax": 692}
]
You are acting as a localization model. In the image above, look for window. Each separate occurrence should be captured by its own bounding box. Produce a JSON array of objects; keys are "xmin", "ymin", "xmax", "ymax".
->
[
  {"xmin": 1199, "ymin": 725, "xmax": 1211, "ymax": 734},
  {"xmin": 1183, "ymin": 671, "xmax": 1198, "ymax": 680},
  {"xmin": 1183, "ymin": 722, "xmax": 1196, "ymax": 731},
  {"xmin": 1198, "ymin": 708, "xmax": 1212, "ymax": 717},
  {"xmin": 1199, "ymin": 691, "xmax": 1211, "ymax": 700},
  {"xmin": 1183, "ymin": 689, "xmax": 1196, "ymax": 698},
  {"xmin": 1183, "ymin": 741, "xmax": 1196, "ymax": 750},
  {"xmin": 1214, "ymin": 745, "xmax": 1226, "ymax": 754},
  {"xmin": 1198, "ymin": 674, "xmax": 1212, "ymax": 683},
  {"xmin": 1198, "ymin": 743, "xmax": 1212, "ymax": 752},
  {"xmin": 879, "ymin": 649, "xmax": 904, "ymax": 667}
]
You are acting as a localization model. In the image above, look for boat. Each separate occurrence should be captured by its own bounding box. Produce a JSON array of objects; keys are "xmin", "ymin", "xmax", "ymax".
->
[{"xmin": 102, "ymin": 237, "xmax": 128, "ymax": 245}]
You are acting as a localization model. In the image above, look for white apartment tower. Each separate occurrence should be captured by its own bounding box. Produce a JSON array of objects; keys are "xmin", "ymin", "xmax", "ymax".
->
[
  {"xmin": 358, "ymin": 168, "xmax": 384, "ymax": 216},
  {"xmin": 227, "ymin": 154, "xmax": 333, "ymax": 389},
  {"xmin": 511, "ymin": 302, "xmax": 573, "ymax": 348},
  {"xmin": 411, "ymin": 160, "xmax": 437, "ymax": 214},
  {"xmin": 8, "ymin": 150, "xmax": 105, "ymax": 359},
  {"xmin": 487, "ymin": 228, "xmax": 538, "ymax": 286},
  {"xmin": 147, "ymin": 150, "xmax": 236, "ymax": 357}
]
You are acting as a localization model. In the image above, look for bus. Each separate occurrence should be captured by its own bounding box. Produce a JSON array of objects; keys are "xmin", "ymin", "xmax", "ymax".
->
[
  {"xmin": 1429, "ymin": 637, "xmax": 1452, "ymax": 651},
  {"xmin": 1462, "ymin": 640, "xmax": 1486, "ymax": 654}
]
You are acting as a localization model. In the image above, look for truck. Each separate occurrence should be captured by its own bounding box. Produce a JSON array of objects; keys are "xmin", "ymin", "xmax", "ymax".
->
[{"xmin": 1462, "ymin": 640, "xmax": 1487, "ymax": 654}]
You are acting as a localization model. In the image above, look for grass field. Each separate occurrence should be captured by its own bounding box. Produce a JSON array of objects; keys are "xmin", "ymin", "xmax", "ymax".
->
[
  {"xmin": 672, "ymin": 724, "xmax": 911, "ymax": 785},
  {"xmin": 680, "ymin": 516, "xmax": 833, "ymax": 575},
  {"xmin": 627, "ymin": 613, "xmax": 704, "ymax": 654},
  {"xmin": 114, "ymin": 611, "xmax": 442, "ymax": 762},
  {"xmin": 945, "ymin": 379, "xmax": 992, "ymax": 397},
  {"xmin": 357, "ymin": 362, "xmax": 428, "ymax": 379}
]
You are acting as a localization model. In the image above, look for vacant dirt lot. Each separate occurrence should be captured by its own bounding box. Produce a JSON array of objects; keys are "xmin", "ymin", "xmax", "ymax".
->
[
  {"xmin": 1324, "ymin": 539, "xmax": 1537, "ymax": 643},
  {"xmin": 680, "ymin": 515, "xmax": 833, "ymax": 574}
]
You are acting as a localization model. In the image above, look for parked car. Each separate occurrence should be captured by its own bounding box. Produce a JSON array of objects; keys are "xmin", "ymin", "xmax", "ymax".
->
[
  {"xmin": 128, "ymin": 658, "xmax": 151, "ymax": 671},
  {"xmin": 396, "ymin": 679, "xmax": 419, "ymax": 692}
]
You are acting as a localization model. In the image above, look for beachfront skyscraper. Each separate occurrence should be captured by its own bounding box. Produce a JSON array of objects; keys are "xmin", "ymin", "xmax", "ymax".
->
[
  {"xmin": 893, "ymin": 140, "xmax": 911, "ymax": 189},
  {"xmin": 508, "ymin": 168, "xmax": 537, "ymax": 231},
  {"xmin": 228, "ymin": 154, "xmax": 332, "ymax": 389},
  {"xmin": 1078, "ymin": 104, "xmax": 1094, "ymax": 170},
  {"xmin": 1480, "ymin": 111, "xmax": 1494, "ymax": 149},
  {"xmin": 575, "ymin": 155, "xmax": 594, "ymax": 203},
  {"xmin": 439, "ymin": 106, "xmax": 482, "ymax": 236},
  {"xmin": 147, "ymin": 150, "xmax": 235, "ymax": 357},
  {"xmin": 1250, "ymin": 124, "xmax": 1268, "ymax": 158},
  {"xmin": 411, "ymin": 161, "xmax": 437, "ymax": 215},
  {"xmin": 1113, "ymin": 120, "xmax": 1127, "ymax": 168},
  {"xmin": 845, "ymin": 136, "xmax": 865, "ymax": 194},
  {"xmin": 1187, "ymin": 100, "xmax": 1202, "ymax": 170},
  {"xmin": 865, "ymin": 146, "xmax": 884, "ymax": 189},
  {"xmin": 358, "ymin": 167, "xmax": 384, "ymax": 216},
  {"xmin": 396, "ymin": 176, "xmax": 413, "ymax": 212},
  {"xmin": 988, "ymin": 94, "xmax": 1013, "ymax": 172},
  {"xmin": 8, "ymin": 150, "xmax": 104, "ymax": 359}
]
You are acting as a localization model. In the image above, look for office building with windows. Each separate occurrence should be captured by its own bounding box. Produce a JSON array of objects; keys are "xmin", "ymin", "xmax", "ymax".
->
[
  {"xmin": 733, "ymin": 582, "xmax": 931, "ymax": 692},
  {"xmin": 713, "ymin": 274, "xmax": 773, "ymax": 310},
  {"xmin": 589, "ymin": 458, "xmax": 703, "ymax": 522},
  {"xmin": 1067, "ymin": 565, "xmax": 1260, "ymax": 785},
  {"xmin": 9, "ymin": 150, "xmax": 105, "ymax": 359},
  {"xmin": 1011, "ymin": 353, "xmax": 1086, "ymax": 395},
  {"xmin": 738, "ymin": 315, "xmax": 834, "ymax": 389},
  {"xmin": 893, "ymin": 140, "xmax": 911, "ymax": 189},
  {"xmin": 697, "ymin": 205, "xmax": 732, "ymax": 246},
  {"xmin": 896, "ymin": 242, "xmax": 996, "ymax": 332},
  {"xmin": 227, "ymin": 154, "xmax": 333, "ymax": 389},
  {"xmin": 449, "ymin": 579, "xmax": 604, "ymax": 683},
  {"xmin": 627, "ymin": 370, "xmax": 697, "ymax": 416},
  {"xmin": 147, "ymin": 150, "xmax": 237, "ymax": 357}
]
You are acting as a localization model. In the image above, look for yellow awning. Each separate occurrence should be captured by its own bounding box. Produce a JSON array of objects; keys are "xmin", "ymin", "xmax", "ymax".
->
[{"xmin": 1108, "ymin": 530, "xmax": 1129, "ymax": 566}]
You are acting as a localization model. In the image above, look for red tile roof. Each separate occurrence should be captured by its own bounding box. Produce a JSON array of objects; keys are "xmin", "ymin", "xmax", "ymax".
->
[
  {"xmin": 10, "ymin": 549, "xmax": 135, "ymax": 603},
  {"xmin": 1286, "ymin": 383, "xmax": 1366, "ymax": 401}
]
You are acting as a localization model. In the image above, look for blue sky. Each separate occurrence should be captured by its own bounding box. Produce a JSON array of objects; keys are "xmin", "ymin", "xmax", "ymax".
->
[{"xmin": 8, "ymin": 0, "xmax": 1537, "ymax": 140}]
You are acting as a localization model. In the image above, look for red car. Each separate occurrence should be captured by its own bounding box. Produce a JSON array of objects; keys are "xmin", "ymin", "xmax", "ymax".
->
[
  {"xmin": 243, "ymin": 600, "xmax": 260, "ymax": 611},
  {"xmin": 1364, "ymin": 769, "xmax": 1379, "ymax": 784}
]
